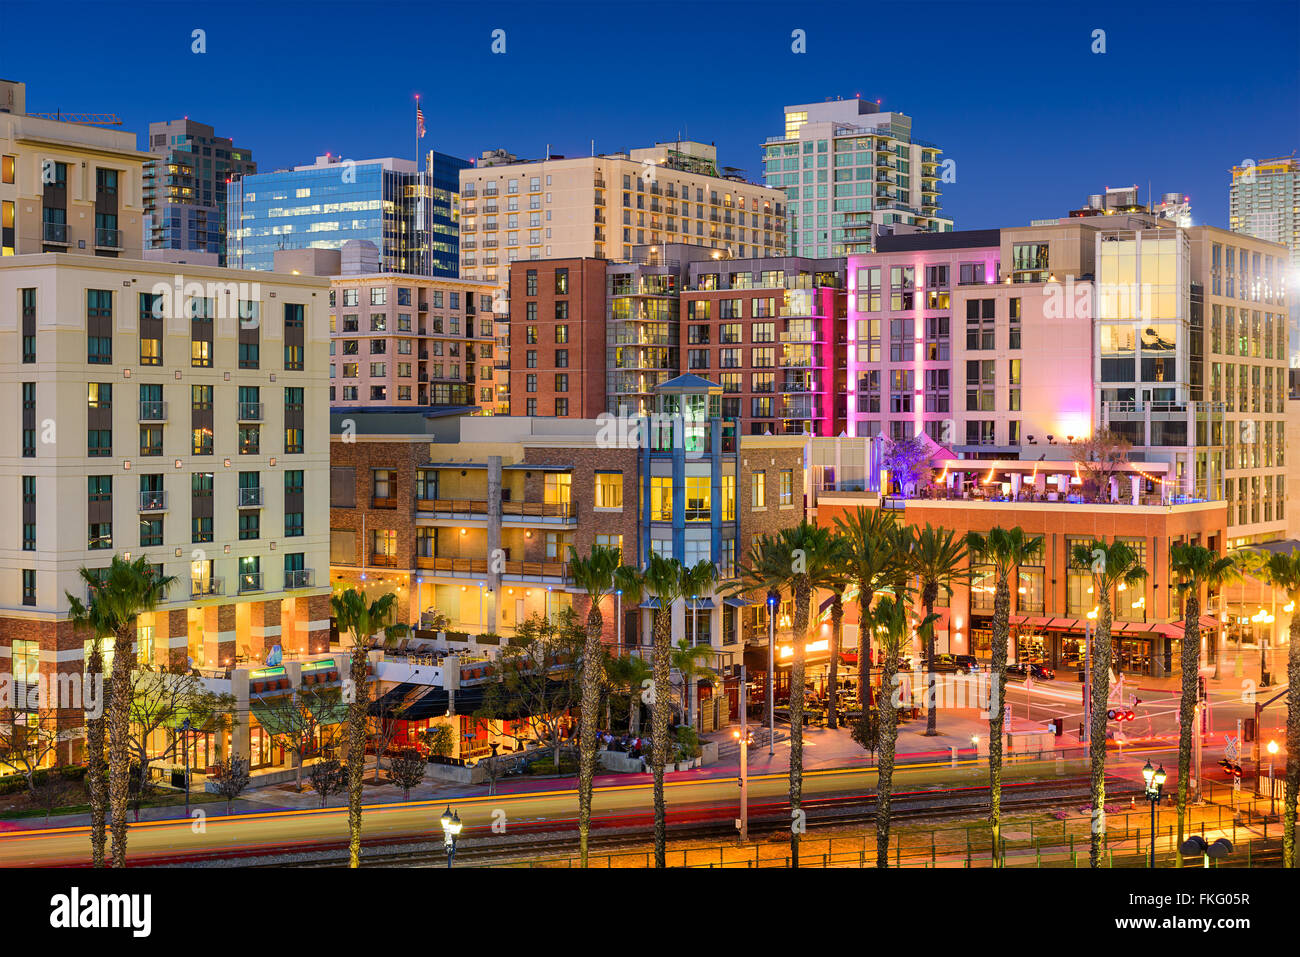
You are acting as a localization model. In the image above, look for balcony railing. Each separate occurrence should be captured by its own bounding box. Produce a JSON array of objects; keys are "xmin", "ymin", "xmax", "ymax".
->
[
  {"xmin": 42, "ymin": 221, "xmax": 70, "ymax": 245},
  {"xmin": 139, "ymin": 490, "xmax": 168, "ymax": 512},
  {"xmin": 237, "ymin": 486, "xmax": 264, "ymax": 508},
  {"xmin": 414, "ymin": 498, "xmax": 575, "ymax": 519},
  {"xmin": 237, "ymin": 572, "xmax": 264, "ymax": 594},
  {"xmin": 139, "ymin": 400, "xmax": 167, "ymax": 421},
  {"xmin": 414, "ymin": 556, "xmax": 570, "ymax": 579},
  {"xmin": 191, "ymin": 577, "xmax": 223, "ymax": 598},
  {"xmin": 237, "ymin": 402, "xmax": 263, "ymax": 422},
  {"xmin": 95, "ymin": 228, "xmax": 123, "ymax": 249},
  {"xmin": 369, "ymin": 553, "xmax": 399, "ymax": 568},
  {"xmin": 284, "ymin": 568, "xmax": 314, "ymax": 589},
  {"xmin": 371, "ymin": 495, "xmax": 398, "ymax": 510}
]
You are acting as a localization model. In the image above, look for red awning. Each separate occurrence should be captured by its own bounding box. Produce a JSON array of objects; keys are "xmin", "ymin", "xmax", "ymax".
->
[
  {"xmin": 1021, "ymin": 616, "xmax": 1053, "ymax": 628},
  {"xmin": 1009, "ymin": 614, "xmax": 1027, "ymax": 624},
  {"xmin": 1198, "ymin": 615, "xmax": 1221, "ymax": 630},
  {"xmin": 1047, "ymin": 617, "xmax": 1081, "ymax": 630},
  {"xmin": 840, "ymin": 652, "xmax": 859, "ymax": 665}
]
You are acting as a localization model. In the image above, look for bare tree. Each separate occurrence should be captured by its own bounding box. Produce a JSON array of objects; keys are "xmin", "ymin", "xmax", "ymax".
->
[
  {"xmin": 0, "ymin": 708, "xmax": 70, "ymax": 799},
  {"xmin": 209, "ymin": 756, "xmax": 251, "ymax": 815},
  {"xmin": 30, "ymin": 777, "xmax": 75, "ymax": 826},
  {"xmin": 308, "ymin": 756, "xmax": 347, "ymax": 808},
  {"xmin": 252, "ymin": 684, "xmax": 343, "ymax": 792},
  {"xmin": 127, "ymin": 667, "xmax": 235, "ymax": 790},
  {"xmin": 476, "ymin": 610, "xmax": 584, "ymax": 771},
  {"xmin": 387, "ymin": 749, "xmax": 426, "ymax": 800},
  {"xmin": 368, "ymin": 684, "xmax": 415, "ymax": 784},
  {"xmin": 1069, "ymin": 430, "xmax": 1133, "ymax": 502}
]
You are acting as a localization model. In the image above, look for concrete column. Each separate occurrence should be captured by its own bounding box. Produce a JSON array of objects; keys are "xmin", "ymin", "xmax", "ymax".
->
[
  {"xmin": 1108, "ymin": 476, "xmax": 1119, "ymax": 503},
  {"xmin": 168, "ymin": 609, "xmax": 189, "ymax": 671},
  {"xmin": 230, "ymin": 669, "xmax": 250, "ymax": 762},
  {"xmin": 1011, "ymin": 473, "xmax": 1023, "ymax": 497},
  {"xmin": 1130, "ymin": 475, "xmax": 1141, "ymax": 505},
  {"xmin": 1035, "ymin": 471, "xmax": 1047, "ymax": 494},
  {"xmin": 216, "ymin": 604, "xmax": 237, "ymax": 670},
  {"xmin": 1057, "ymin": 473, "xmax": 1071, "ymax": 499},
  {"xmin": 486, "ymin": 456, "xmax": 502, "ymax": 635},
  {"xmin": 251, "ymin": 599, "xmax": 281, "ymax": 663},
  {"xmin": 302, "ymin": 594, "xmax": 331, "ymax": 654}
]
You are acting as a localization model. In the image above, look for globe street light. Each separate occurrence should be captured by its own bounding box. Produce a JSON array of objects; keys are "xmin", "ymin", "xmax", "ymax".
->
[
  {"xmin": 180, "ymin": 718, "xmax": 192, "ymax": 819},
  {"xmin": 766, "ymin": 589, "xmax": 778, "ymax": 756},
  {"xmin": 1142, "ymin": 760, "xmax": 1166, "ymax": 868},
  {"xmin": 439, "ymin": 806, "xmax": 462, "ymax": 867}
]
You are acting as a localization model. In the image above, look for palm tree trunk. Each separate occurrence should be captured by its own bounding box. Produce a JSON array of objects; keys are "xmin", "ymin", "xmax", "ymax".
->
[
  {"xmin": 876, "ymin": 648, "xmax": 899, "ymax": 867},
  {"xmin": 1089, "ymin": 600, "xmax": 1114, "ymax": 868},
  {"xmin": 827, "ymin": 595, "xmax": 842, "ymax": 730},
  {"xmin": 108, "ymin": 626, "xmax": 135, "ymax": 867},
  {"xmin": 577, "ymin": 605, "xmax": 603, "ymax": 868},
  {"xmin": 1176, "ymin": 591, "xmax": 1201, "ymax": 867},
  {"xmin": 923, "ymin": 586, "xmax": 938, "ymax": 736},
  {"xmin": 1284, "ymin": 611, "xmax": 1300, "ymax": 868},
  {"xmin": 86, "ymin": 645, "xmax": 107, "ymax": 868},
  {"xmin": 347, "ymin": 640, "xmax": 369, "ymax": 868},
  {"xmin": 989, "ymin": 579, "xmax": 1010, "ymax": 865},
  {"xmin": 789, "ymin": 580, "xmax": 809, "ymax": 868},
  {"xmin": 858, "ymin": 590, "xmax": 874, "ymax": 709},
  {"xmin": 651, "ymin": 610, "xmax": 672, "ymax": 867}
]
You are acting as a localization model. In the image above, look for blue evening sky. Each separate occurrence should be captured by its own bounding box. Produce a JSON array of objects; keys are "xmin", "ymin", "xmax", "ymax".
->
[{"xmin": 5, "ymin": 0, "xmax": 1297, "ymax": 230}]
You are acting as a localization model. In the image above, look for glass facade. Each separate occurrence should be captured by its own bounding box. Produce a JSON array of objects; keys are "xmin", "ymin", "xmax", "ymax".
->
[{"xmin": 227, "ymin": 152, "xmax": 469, "ymax": 277}]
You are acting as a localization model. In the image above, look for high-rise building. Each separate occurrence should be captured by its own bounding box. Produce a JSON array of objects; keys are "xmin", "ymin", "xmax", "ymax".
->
[
  {"xmin": 142, "ymin": 118, "xmax": 255, "ymax": 266},
  {"xmin": 0, "ymin": 79, "xmax": 149, "ymax": 259},
  {"xmin": 1230, "ymin": 156, "xmax": 1299, "ymax": 366},
  {"xmin": 458, "ymin": 141, "xmax": 788, "ymax": 290},
  {"xmin": 228, "ymin": 151, "xmax": 469, "ymax": 277},
  {"xmin": 762, "ymin": 97, "xmax": 952, "ymax": 259}
]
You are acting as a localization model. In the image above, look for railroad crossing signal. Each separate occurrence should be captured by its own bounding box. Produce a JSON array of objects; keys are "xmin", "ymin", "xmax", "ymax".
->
[{"xmin": 1107, "ymin": 708, "xmax": 1135, "ymax": 722}]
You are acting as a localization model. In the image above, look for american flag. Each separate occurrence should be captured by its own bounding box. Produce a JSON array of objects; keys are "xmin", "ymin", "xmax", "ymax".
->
[{"xmin": 416, "ymin": 101, "xmax": 426, "ymax": 139}]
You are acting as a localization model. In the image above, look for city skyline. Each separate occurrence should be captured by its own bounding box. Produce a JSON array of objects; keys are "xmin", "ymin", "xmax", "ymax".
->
[{"xmin": 3, "ymin": 0, "xmax": 1296, "ymax": 234}]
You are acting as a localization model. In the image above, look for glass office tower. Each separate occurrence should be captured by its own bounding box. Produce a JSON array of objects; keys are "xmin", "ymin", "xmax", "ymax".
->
[{"xmin": 227, "ymin": 152, "xmax": 469, "ymax": 277}]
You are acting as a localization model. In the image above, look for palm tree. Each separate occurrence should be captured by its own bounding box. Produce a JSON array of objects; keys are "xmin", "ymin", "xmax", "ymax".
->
[
  {"xmin": 910, "ymin": 524, "xmax": 968, "ymax": 736},
  {"xmin": 671, "ymin": 638, "xmax": 715, "ymax": 730},
  {"xmin": 1070, "ymin": 539, "xmax": 1147, "ymax": 868},
  {"xmin": 1251, "ymin": 547, "xmax": 1300, "ymax": 868},
  {"xmin": 834, "ymin": 507, "xmax": 902, "ymax": 711},
  {"xmin": 1168, "ymin": 544, "xmax": 1238, "ymax": 864},
  {"xmin": 675, "ymin": 559, "xmax": 719, "ymax": 729},
  {"xmin": 330, "ymin": 587, "xmax": 406, "ymax": 869},
  {"xmin": 65, "ymin": 557, "xmax": 176, "ymax": 867},
  {"xmin": 735, "ymin": 521, "xmax": 839, "ymax": 867},
  {"xmin": 604, "ymin": 651, "xmax": 651, "ymax": 734},
  {"xmin": 868, "ymin": 594, "xmax": 935, "ymax": 866},
  {"xmin": 567, "ymin": 543, "xmax": 638, "ymax": 867},
  {"xmin": 636, "ymin": 553, "xmax": 688, "ymax": 867},
  {"xmin": 66, "ymin": 575, "xmax": 113, "ymax": 868},
  {"xmin": 966, "ymin": 526, "xmax": 1043, "ymax": 864}
]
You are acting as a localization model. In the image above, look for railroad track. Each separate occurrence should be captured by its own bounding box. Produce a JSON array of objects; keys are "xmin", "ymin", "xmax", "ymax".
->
[{"xmin": 253, "ymin": 775, "xmax": 1131, "ymax": 868}]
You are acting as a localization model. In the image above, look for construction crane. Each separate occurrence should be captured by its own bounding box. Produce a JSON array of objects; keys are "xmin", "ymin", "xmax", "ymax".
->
[{"xmin": 25, "ymin": 111, "xmax": 123, "ymax": 126}]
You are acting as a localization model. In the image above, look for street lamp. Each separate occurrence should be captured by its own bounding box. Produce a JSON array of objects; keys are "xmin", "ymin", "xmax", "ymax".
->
[
  {"xmin": 615, "ymin": 589, "xmax": 623, "ymax": 648},
  {"xmin": 734, "ymin": 663, "xmax": 750, "ymax": 843},
  {"xmin": 1142, "ymin": 760, "xmax": 1166, "ymax": 868},
  {"xmin": 1267, "ymin": 741, "xmax": 1279, "ymax": 815},
  {"xmin": 767, "ymin": 589, "xmax": 778, "ymax": 756},
  {"xmin": 439, "ymin": 806, "xmax": 462, "ymax": 867},
  {"xmin": 179, "ymin": 717, "xmax": 193, "ymax": 818}
]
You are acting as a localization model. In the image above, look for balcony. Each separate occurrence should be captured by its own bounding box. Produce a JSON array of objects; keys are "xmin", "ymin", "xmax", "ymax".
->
[
  {"xmin": 138, "ymin": 490, "xmax": 168, "ymax": 512},
  {"xmin": 95, "ymin": 228, "xmax": 123, "ymax": 250},
  {"xmin": 237, "ymin": 486, "xmax": 264, "ymax": 508},
  {"xmin": 237, "ymin": 402, "xmax": 263, "ymax": 422},
  {"xmin": 42, "ymin": 221, "xmax": 70, "ymax": 245},
  {"xmin": 414, "ymin": 498, "xmax": 575, "ymax": 522},
  {"xmin": 369, "ymin": 553, "xmax": 400, "ymax": 568},
  {"xmin": 191, "ymin": 577, "xmax": 224, "ymax": 598},
  {"xmin": 414, "ymin": 556, "xmax": 569, "ymax": 580},
  {"xmin": 139, "ymin": 400, "xmax": 168, "ymax": 422},
  {"xmin": 284, "ymin": 568, "xmax": 314, "ymax": 589},
  {"xmin": 371, "ymin": 495, "xmax": 398, "ymax": 509},
  {"xmin": 237, "ymin": 572, "xmax": 264, "ymax": 594}
]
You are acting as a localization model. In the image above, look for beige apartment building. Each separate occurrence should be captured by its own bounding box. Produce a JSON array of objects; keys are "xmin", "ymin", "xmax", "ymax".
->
[
  {"xmin": 0, "ymin": 254, "xmax": 334, "ymax": 762},
  {"xmin": 1, "ymin": 79, "xmax": 150, "ymax": 260},
  {"xmin": 458, "ymin": 141, "xmax": 788, "ymax": 288}
]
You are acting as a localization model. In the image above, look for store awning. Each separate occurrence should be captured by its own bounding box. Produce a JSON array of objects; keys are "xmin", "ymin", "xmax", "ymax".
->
[
  {"xmin": 688, "ymin": 598, "xmax": 715, "ymax": 610},
  {"xmin": 369, "ymin": 682, "xmax": 431, "ymax": 717},
  {"xmin": 1020, "ymin": 616, "xmax": 1052, "ymax": 628},
  {"xmin": 723, "ymin": 595, "xmax": 755, "ymax": 608},
  {"xmin": 640, "ymin": 598, "xmax": 661, "ymax": 609},
  {"xmin": 1047, "ymin": 617, "xmax": 1081, "ymax": 630}
]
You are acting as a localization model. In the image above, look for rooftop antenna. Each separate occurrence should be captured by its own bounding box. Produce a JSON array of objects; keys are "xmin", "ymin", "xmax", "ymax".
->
[{"xmin": 591, "ymin": 138, "xmax": 594, "ymax": 157}]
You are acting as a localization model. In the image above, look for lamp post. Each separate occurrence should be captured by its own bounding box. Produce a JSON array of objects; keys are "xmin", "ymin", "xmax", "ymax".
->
[
  {"xmin": 180, "ymin": 717, "xmax": 192, "ymax": 818},
  {"xmin": 1142, "ymin": 760, "xmax": 1166, "ymax": 868},
  {"xmin": 439, "ymin": 806, "xmax": 462, "ymax": 867},
  {"xmin": 1267, "ymin": 741, "xmax": 1278, "ymax": 815},
  {"xmin": 615, "ymin": 589, "xmax": 623, "ymax": 648},
  {"xmin": 734, "ymin": 663, "xmax": 749, "ymax": 843},
  {"xmin": 767, "ymin": 589, "xmax": 778, "ymax": 756}
]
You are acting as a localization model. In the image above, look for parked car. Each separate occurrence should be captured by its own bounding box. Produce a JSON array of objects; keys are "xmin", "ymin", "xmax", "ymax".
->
[
  {"xmin": 1006, "ymin": 662, "xmax": 1056, "ymax": 680},
  {"xmin": 922, "ymin": 653, "xmax": 978, "ymax": 675}
]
